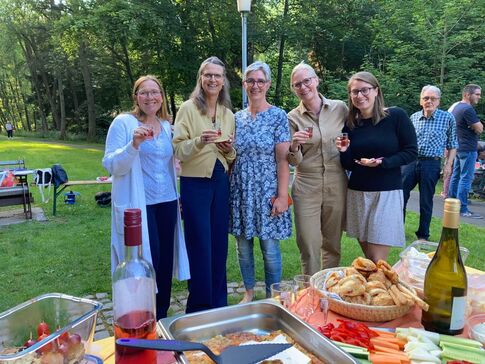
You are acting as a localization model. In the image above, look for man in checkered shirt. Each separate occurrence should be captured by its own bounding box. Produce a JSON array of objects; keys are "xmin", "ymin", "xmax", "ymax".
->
[{"xmin": 402, "ymin": 85, "xmax": 458, "ymax": 241}]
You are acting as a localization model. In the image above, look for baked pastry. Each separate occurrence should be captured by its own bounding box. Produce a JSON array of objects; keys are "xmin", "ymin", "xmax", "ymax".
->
[
  {"xmin": 371, "ymin": 292, "xmax": 395, "ymax": 306},
  {"xmin": 325, "ymin": 271, "xmax": 343, "ymax": 289},
  {"xmin": 351, "ymin": 257, "xmax": 377, "ymax": 272},
  {"xmin": 343, "ymin": 292, "xmax": 372, "ymax": 305},
  {"xmin": 365, "ymin": 281, "xmax": 387, "ymax": 292},
  {"xmin": 338, "ymin": 275, "xmax": 366, "ymax": 296}
]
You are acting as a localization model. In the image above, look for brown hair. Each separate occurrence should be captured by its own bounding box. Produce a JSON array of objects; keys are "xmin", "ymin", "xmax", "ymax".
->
[
  {"xmin": 190, "ymin": 56, "xmax": 232, "ymax": 115},
  {"xmin": 347, "ymin": 71, "xmax": 388, "ymax": 130},
  {"xmin": 463, "ymin": 84, "xmax": 481, "ymax": 96},
  {"xmin": 131, "ymin": 75, "xmax": 169, "ymax": 120}
]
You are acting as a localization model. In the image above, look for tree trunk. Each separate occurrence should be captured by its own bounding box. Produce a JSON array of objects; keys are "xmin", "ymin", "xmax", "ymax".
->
[
  {"xmin": 274, "ymin": 0, "xmax": 289, "ymax": 106},
  {"xmin": 439, "ymin": 22, "xmax": 447, "ymax": 88},
  {"xmin": 79, "ymin": 40, "xmax": 96, "ymax": 141},
  {"xmin": 58, "ymin": 73, "xmax": 67, "ymax": 139}
]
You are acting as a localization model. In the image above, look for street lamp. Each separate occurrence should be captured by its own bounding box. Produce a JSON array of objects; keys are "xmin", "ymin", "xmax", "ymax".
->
[{"xmin": 237, "ymin": 0, "xmax": 252, "ymax": 108}]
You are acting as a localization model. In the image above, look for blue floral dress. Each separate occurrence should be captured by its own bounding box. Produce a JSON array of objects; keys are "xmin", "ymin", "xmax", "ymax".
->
[{"xmin": 229, "ymin": 106, "xmax": 292, "ymax": 240}]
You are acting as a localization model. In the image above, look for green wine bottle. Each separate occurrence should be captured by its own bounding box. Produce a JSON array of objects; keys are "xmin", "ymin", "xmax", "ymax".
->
[{"xmin": 421, "ymin": 198, "xmax": 467, "ymax": 335}]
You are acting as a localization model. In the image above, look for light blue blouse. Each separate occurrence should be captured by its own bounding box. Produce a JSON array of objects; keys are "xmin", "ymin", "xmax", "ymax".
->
[{"xmin": 139, "ymin": 120, "xmax": 177, "ymax": 205}]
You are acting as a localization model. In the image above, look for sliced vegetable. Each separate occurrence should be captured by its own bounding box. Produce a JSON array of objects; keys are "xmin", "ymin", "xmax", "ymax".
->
[
  {"xmin": 440, "ymin": 342, "xmax": 485, "ymax": 364},
  {"xmin": 439, "ymin": 334, "xmax": 483, "ymax": 349}
]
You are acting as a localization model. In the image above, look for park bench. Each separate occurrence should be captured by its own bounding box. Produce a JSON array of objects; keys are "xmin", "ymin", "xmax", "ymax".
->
[{"xmin": 0, "ymin": 160, "xmax": 33, "ymax": 219}]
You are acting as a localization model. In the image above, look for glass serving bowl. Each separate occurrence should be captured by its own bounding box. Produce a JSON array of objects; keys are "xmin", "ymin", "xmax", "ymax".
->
[{"xmin": 467, "ymin": 313, "xmax": 485, "ymax": 345}]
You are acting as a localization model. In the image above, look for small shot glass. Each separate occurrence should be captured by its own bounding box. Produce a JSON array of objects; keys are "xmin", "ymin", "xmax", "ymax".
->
[
  {"xmin": 337, "ymin": 132, "xmax": 349, "ymax": 147},
  {"xmin": 304, "ymin": 126, "xmax": 314, "ymax": 138},
  {"xmin": 270, "ymin": 282, "xmax": 295, "ymax": 310},
  {"xmin": 213, "ymin": 120, "xmax": 222, "ymax": 136}
]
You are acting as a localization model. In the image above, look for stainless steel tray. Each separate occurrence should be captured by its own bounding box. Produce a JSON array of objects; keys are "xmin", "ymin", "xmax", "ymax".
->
[{"xmin": 158, "ymin": 300, "xmax": 358, "ymax": 364}]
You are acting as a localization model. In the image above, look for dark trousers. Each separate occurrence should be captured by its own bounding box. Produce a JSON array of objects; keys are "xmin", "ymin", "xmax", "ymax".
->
[
  {"xmin": 402, "ymin": 159, "xmax": 441, "ymax": 240},
  {"xmin": 146, "ymin": 199, "xmax": 177, "ymax": 320},
  {"xmin": 180, "ymin": 160, "xmax": 229, "ymax": 313}
]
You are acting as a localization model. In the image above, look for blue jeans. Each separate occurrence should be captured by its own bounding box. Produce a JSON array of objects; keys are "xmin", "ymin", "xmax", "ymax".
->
[
  {"xmin": 236, "ymin": 236, "xmax": 282, "ymax": 298},
  {"xmin": 402, "ymin": 159, "xmax": 441, "ymax": 240},
  {"xmin": 448, "ymin": 151, "xmax": 477, "ymax": 213}
]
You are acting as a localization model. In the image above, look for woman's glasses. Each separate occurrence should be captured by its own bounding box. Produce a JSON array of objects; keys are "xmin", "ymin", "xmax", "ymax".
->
[
  {"xmin": 292, "ymin": 77, "xmax": 314, "ymax": 90},
  {"xmin": 137, "ymin": 89, "xmax": 161, "ymax": 98},
  {"xmin": 245, "ymin": 78, "xmax": 268, "ymax": 87},
  {"xmin": 350, "ymin": 87, "xmax": 375, "ymax": 97},
  {"xmin": 203, "ymin": 73, "xmax": 223, "ymax": 80}
]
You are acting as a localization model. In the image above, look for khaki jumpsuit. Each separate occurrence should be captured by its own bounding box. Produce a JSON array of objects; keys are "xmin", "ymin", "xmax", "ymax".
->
[{"xmin": 287, "ymin": 95, "xmax": 348, "ymax": 275}]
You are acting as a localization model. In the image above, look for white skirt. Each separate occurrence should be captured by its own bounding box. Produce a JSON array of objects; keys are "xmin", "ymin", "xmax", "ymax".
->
[{"xmin": 346, "ymin": 189, "xmax": 405, "ymax": 247}]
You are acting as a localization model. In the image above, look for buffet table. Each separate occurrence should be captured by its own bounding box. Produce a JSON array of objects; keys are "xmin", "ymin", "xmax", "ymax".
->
[{"xmin": 89, "ymin": 265, "xmax": 484, "ymax": 363}]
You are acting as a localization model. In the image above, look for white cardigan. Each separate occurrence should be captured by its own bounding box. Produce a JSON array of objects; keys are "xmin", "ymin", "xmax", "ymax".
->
[{"xmin": 102, "ymin": 113, "xmax": 190, "ymax": 281}]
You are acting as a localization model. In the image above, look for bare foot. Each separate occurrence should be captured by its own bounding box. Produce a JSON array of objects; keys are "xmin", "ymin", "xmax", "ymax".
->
[{"xmin": 239, "ymin": 289, "xmax": 254, "ymax": 304}]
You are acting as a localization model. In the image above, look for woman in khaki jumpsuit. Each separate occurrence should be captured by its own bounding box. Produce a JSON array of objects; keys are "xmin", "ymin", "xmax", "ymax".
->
[{"xmin": 287, "ymin": 62, "xmax": 348, "ymax": 275}]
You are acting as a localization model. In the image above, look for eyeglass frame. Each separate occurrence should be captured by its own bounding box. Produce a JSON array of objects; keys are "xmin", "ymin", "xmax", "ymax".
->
[
  {"xmin": 291, "ymin": 77, "xmax": 315, "ymax": 90},
  {"xmin": 350, "ymin": 86, "xmax": 375, "ymax": 97},
  {"xmin": 244, "ymin": 78, "xmax": 269, "ymax": 88},
  {"xmin": 137, "ymin": 89, "xmax": 162, "ymax": 98},
  {"xmin": 202, "ymin": 73, "xmax": 223, "ymax": 81},
  {"xmin": 421, "ymin": 96, "xmax": 440, "ymax": 102}
]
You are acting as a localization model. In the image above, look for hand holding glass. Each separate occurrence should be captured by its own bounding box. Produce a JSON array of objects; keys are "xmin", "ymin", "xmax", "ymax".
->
[{"xmin": 337, "ymin": 133, "xmax": 348, "ymax": 147}]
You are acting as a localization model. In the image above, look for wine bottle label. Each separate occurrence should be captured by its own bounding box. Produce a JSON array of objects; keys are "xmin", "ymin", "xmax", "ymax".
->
[{"xmin": 450, "ymin": 287, "xmax": 466, "ymax": 331}]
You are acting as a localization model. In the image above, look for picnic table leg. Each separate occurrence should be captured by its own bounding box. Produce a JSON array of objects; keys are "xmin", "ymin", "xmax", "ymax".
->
[{"xmin": 53, "ymin": 184, "xmax": 67, "ymax": 215}]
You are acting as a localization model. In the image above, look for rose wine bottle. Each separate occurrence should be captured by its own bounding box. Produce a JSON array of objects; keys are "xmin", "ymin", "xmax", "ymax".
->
[
  {"xmin": 113, "ymin": 208, "xmax": 157, "ymax": 364},
  {"xmin": 421, "ymin": 198, "xmax": 468, "ymax": 335}
]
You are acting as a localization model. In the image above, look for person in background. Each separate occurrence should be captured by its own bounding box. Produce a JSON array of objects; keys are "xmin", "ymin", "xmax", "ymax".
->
[
  {"xmin": 5, "ymin": 121, "xmax": 13, "ymax": 139},
  {"xmin": 402, "ymin": 85, "xmax": 457, "ymax": 242},
  {"xmin": 230, "ymin": 61, "xmax": 291, "ymax": 303},
  {"xmin": 448, "ymin": 84, "xmax": 483, "ymax": 219},
  {"xmin": 173, "ymin": 56, "xmax": 236, "ymax": 313},
  {"xmin": 287, "ymin": 62, "xmax": 348, "ymax": 275},
  {"xmin": 103, "ymin": 75, "xmax": 189, "ymax": 320},
  {"xmin": 337, "ymin": 71, "xmax": 417, "ymax": 262}
]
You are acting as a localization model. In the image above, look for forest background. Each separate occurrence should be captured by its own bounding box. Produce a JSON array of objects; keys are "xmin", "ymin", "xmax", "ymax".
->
[{"xmin": 0, "ymin": 0, "xmax": 483, "ymax": 142}]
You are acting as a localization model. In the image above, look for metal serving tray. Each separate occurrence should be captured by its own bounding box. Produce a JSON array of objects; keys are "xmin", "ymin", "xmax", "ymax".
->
[{"xmin": 158, "ymin": 300, "xmax": 358, "ymax": 364}]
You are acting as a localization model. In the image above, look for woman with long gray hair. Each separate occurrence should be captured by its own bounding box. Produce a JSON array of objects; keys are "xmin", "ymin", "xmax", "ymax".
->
[
  {"xmin": 173, "ymin": 56, "xmax": 236, "ymax": 313},
  {"xmin": 229, "ymin": 61, "xmax": 292, "ymax": 303}
]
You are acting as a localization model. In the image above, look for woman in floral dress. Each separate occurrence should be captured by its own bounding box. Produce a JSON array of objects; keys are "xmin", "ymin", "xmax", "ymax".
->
[{"xmin": 230, "ymin": 61, "xmax": 292, "ymax": 303}]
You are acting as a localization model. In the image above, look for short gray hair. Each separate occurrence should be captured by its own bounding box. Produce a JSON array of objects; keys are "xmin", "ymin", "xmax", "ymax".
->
[
  {"xmin": 421, "ymin": 85, "xmax": 441, "ymax": 98},
  {"xmin": 244, "ymin": 61, "xmax": 271, "ymax": 82}
]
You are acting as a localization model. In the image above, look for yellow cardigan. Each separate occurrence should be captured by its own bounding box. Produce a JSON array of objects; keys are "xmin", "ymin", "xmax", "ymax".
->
[{"xmin": 173, "ymin": 99, "xmax": 236, "ymax": 178}]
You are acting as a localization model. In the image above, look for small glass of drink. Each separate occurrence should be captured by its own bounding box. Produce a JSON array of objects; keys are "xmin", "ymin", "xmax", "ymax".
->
[
  {"xmin": 304, "ymin": 126, "xmax": 313, "ymax": 138},
  {"xmin": 293, "ymin": 274, "xmax": 316, "ymax": 321},
  {"xmin": 270, "ymin": 282, "xmax": 295, "ymax": 310},
  {"xmin": 337, "ymin": 132, "xmax": 349, "ymax": 147},
  {"xmin": 213, "ymin": 120, "xmax": 222, "ymax": 136}
]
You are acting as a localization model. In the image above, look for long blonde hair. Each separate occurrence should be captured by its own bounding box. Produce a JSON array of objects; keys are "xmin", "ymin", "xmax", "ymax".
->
[
  {"xmin": 347, "ymin": 71, "xmax": 387, "ymax": 129},
  {"xmin": 131, "ymin": 75, "xmax": 169, "ymax": 120},
  {"xmin": 190, "ymin": 56, "xmax": 232, "ymax": 115}
]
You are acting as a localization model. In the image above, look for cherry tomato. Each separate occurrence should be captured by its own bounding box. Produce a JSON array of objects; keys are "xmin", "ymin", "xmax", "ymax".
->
[
  {"xmin": 37, "ymin": 321, "xmax": 51, "ymax": 337},
  {"xmin": 58, "ymin": 330, "xmax": 70, "ymax": 344},
  {"xmin": 37, "ymin": 333, "xmax": 53, "ymax": 354}
]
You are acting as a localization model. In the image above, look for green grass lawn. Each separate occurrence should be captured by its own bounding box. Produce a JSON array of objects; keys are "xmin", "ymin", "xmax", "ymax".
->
[{"xmin": 0, "ymin": 136, "xmax": 484, "ymax": 312}]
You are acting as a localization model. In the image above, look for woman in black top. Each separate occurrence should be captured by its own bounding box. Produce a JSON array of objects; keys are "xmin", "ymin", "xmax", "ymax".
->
[{"xmin": 336, "ymin": 72, "xmax": 417, "ymax": 262}]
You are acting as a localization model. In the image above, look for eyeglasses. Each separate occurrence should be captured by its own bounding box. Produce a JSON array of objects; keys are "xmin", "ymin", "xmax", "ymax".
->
[
  {"xmin": 421, "ymin": 96, "xmax": 439, "ymax": 102},
  {"xmin": 203, "ymin": 73, "xmax": 223, "ymax": 80},
  {"xmin": 137, "ymin": 89, "xmax": 161, "ymax": 97},
  {"xmin": 292, "ymin": 77, "xmax": 314, "ymax": 90},
  {"xmin": 245, "ymin": 78, "xmax": 268, "ymax": 87},
  {"xmin": 350, "ymin": 87, "xmax": 375, "ymax": 97}
]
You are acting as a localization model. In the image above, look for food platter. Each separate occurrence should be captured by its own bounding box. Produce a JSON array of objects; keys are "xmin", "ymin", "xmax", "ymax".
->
[{"xmin": 157, "ymin": 300, "xmax": 359, "ymax": 364}]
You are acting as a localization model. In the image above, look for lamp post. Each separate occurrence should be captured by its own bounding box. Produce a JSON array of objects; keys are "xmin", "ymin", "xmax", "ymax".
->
[{"xmin": 237, "ymin": 0, "xmax": 252, "ymax": 109}]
